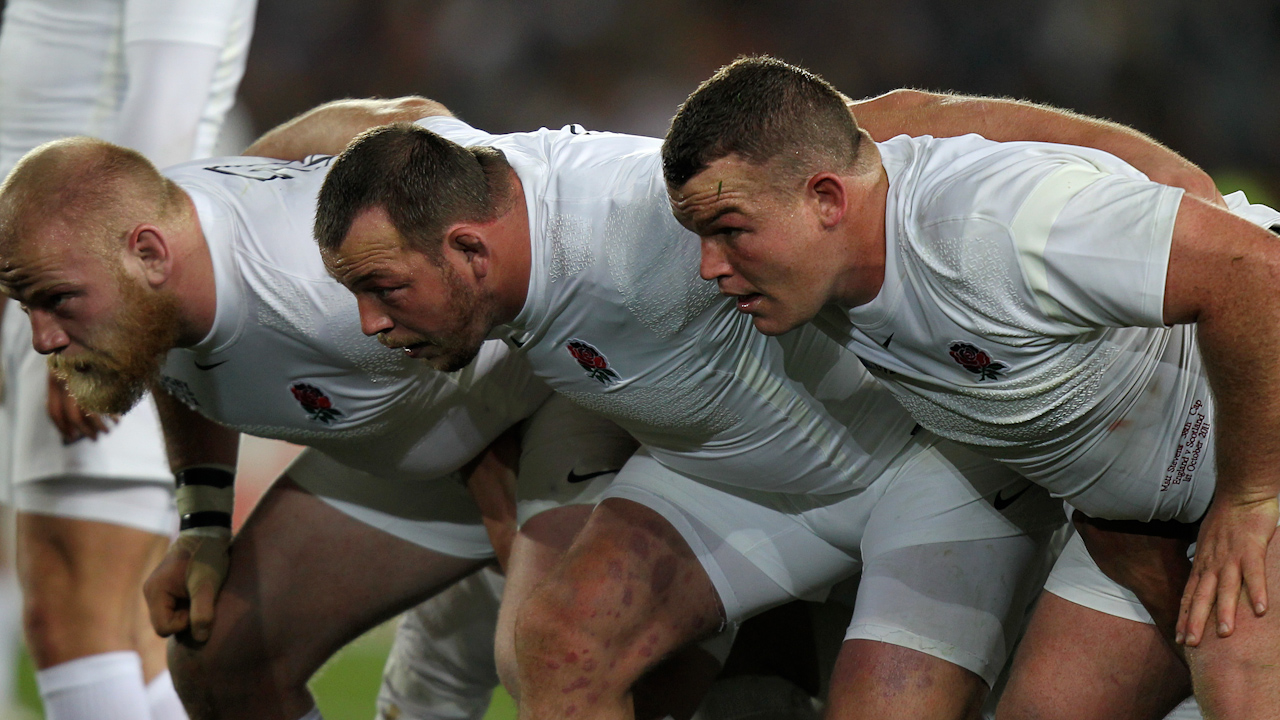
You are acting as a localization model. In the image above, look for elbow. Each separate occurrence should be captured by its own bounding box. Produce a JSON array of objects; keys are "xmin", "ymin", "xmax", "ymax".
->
[
  {"xmin": 374, "ymin": 96, "xmax": 452, "ymax": 124},
  {"xmin": 876, "ymin": 88, "xmax": 943, "ymax": 112}
]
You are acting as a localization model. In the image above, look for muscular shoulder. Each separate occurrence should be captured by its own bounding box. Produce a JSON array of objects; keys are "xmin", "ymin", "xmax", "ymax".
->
[{"xmin": 165, "ymin": 155, "xmax": 334, "ymax": 279}]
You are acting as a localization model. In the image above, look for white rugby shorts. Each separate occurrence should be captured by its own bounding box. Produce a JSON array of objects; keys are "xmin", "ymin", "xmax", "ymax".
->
[
  {"xmin": 603, "ymin": 433, "xmax": 1066, "ymax": 686},
  {"xmin": 290, "ymin": 394, "xmax": 638, "ymax": 559},
  {"xmin": 0, "ymin": 310, "xmax": 174, "ymax": 534}
]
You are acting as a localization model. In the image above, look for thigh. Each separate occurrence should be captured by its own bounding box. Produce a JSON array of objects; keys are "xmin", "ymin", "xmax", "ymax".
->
[
  {"xmin": 514, "ymin": 496, "xmax": 723, "ymax": 719},
  {"xmin": 16, "ymin": 508, "xmax": 170, "ymax": 667},
  {"xmin": 1187, "ymin": 527, "xmax": 1280, "ymax": 719},
  {"xmin": 496, "ymin": 503, "xmax": 594, "ymax": 692},
  {"xmin": 204, "ymin": 475, "xmax": 485, "ymax": 677},
  {"xmin": 17, "ymin": 508, "xmax": 169, "ymax": 602},
  {"xmin": 998, "ymin": 593, "xmax": 1189, "ymax": 720}
]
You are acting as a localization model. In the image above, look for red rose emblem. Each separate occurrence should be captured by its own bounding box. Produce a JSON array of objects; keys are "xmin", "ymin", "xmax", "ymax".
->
[
  {"xmin": 948, "ymin": 342, "xmax": 1008, "ymax": 381},
  {"xmin": 290, "ymin": 382, "xmax": 344, "ymax": 424},
  {"xmin": 566, "ymin": 339, "xmax": 621, "ymax": 386}
]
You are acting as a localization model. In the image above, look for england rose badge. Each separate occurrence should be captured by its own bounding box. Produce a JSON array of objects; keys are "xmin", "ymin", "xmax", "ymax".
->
[
  {"xmin": 566, "ymin": 339, "xmax": 620, "ymax": 386},
  {"xmin": 948, "ymin": 341, "xmax": 1008, "ymax": 381}
]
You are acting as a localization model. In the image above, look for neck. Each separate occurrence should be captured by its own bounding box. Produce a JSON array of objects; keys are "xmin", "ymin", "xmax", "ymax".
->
[
  {"xmin": 490, "ymin": 169, "xmax": 532, "ymax": 325},
  {"xmin": 168, "ymin": 191, "xmax": 218, "ymax": 346},
  {"xmin": 832, "ymin": 160, "xmax": 889, "ymax": 309}
]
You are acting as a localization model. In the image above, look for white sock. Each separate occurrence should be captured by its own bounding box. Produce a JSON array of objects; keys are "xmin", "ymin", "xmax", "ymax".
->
[
  {"xmin": 145, "ymin": 670, "xmax": 188, "ymax": 720},
  {"xmin": 297, "ymin": 708, "xmax": 324, "ymax": 720},
  {"xmin": 36, "ymin": 651, "xmax": 151, "ymax": 720}
]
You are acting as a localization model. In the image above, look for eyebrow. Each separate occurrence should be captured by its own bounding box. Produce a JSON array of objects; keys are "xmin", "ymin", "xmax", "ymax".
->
[{"xmin": 692, "ymin": 205, "xmax": 743, "ymax": 232}]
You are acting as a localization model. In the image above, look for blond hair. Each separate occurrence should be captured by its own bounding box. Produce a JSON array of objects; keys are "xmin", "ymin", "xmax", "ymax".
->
[{"xmin": 0, "ymin": 137, "xmax": 183, "ymax": 262}]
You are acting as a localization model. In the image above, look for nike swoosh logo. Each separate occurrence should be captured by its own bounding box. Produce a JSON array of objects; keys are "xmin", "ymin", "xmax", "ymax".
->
[
  {"xmin": 194, "ymin": 360, "xmax": 229, "ymax": 371},
  {"xmin": 993, "ymin": 483, "xmax": 1031, "ymax": 511},
  {"xmin": 567, "ymin": 468, "xmax": 621, "ymax": 484},
  {"xmin": 880, "ymin": 333, "xmax": 894, "ymax": 349}
]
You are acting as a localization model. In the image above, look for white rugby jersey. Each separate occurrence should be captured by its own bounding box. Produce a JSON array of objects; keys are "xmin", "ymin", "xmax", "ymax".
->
[
  {"xmin": 419, "ymin": 117, "xmax": 915, "ymax": 494},
  {"xmin": 159, "ymin": 156, "xmax": 551, "ymax": 480},
  {"xmin": 814, "ymin": 134, "xmax": 1280, "ymax": 521}
]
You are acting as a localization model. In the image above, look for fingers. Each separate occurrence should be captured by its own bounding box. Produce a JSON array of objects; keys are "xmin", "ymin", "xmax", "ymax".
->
[
  {"xmin": 144, "ymin": 569, "xmax": 192, "ymax": 637},
  {"xmin": 1180, "ymin": 568, "xmax": 1217, "ymax": 646},
  {"xmin": 1243, "ymin": 550, "xmax": 1269, "ymax": 618},
  {"xmin": 188, "ymin": 576, "xmax": 217, "ymax": 644},
  {"xmin": 144, "ymin": 544, "xmax": 195, "ymax": 637},
  {"xmin": 1214, "ymin": 564, "xmax": 1241, "ymax": 638}
]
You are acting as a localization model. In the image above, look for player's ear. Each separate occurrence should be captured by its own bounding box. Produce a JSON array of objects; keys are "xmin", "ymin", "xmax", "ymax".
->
[
  {"xmin": 127, "ymin": 224, "xmax": 173, "ymax": 287},
  {"xmin": 808, "ymin": 172, "xmax": 848, "ymax": 228},
  {"xmin": 446, "ymin": 224, "xmax": 489, "ymax": 279}
]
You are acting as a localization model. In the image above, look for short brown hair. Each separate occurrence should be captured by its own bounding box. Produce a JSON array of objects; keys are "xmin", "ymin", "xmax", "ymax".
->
[
  {"xmin": 662, "ymin": 56, "xmax": 862, "ymax": 190},
  {"xmin": 314, "ymin": 123, "xmax": 511, "ymax": 260}
]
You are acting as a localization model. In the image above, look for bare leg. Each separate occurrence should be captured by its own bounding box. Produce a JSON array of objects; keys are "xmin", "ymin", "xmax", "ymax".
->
[
  {"xmin": 496, "ymin": 504, "xmax": 594, "ymax": 699},
  {"xmin": 16, "ymin": 512, "xmax": 170, "ymax": 670},
  {"xmin": 169, "ymin": 476, "xmax": 484, "ymax": 720},
  {"xmin": 997, "ymin": 593, "xmax": 1190, "ymax": 720},
  {"xmin": 513, "ymin": 498, "xmax": 723, "ymax": 720},
  {"xmin": 825, "ymin": 640, "xmax": 985, "ymax": 720},
  {"xmin": 1187, "ymin": 531, "xmax": 1280, "ymax": 719}
]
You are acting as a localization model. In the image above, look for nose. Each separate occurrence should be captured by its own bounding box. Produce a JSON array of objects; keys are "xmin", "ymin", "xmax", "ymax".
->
[
  {"xmin": 699, "ymin": 237, "xmax": 733, "ymax": 282},
  {"xmin": 356, "ymin": 295, "xmax": 394, "ymax": 337},
  {"xmin": 29, "ymin": 310, "xmax": 69, "ymax": 355}
]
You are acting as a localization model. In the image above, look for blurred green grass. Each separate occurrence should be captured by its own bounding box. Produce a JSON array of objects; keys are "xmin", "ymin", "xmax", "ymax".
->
[{"xmin": 10, "ymin": 622, "xmax": 517, "ymax": 720}]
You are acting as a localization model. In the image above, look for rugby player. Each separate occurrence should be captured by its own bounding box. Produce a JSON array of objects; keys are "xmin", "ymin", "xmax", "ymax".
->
[
  {"xmin": 0, "ymin": 99, "xmax": 642, "ymax": 720},
  {"xmin": 662, "ymin": 56, "xmax": 1280, "ymax": 718},
  {"xmin": 0, "ymin": 0, "xmax": 253, "ymax": 716},
  {"xmin": 314, "ymin": 102, "xmax": 1087, "ymax": 720}
]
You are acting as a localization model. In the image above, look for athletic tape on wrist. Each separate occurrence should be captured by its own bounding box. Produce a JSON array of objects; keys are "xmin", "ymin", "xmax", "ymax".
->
[{"xmin": 175, "ymin": 465, "xmax": 235, "ymax": 532}]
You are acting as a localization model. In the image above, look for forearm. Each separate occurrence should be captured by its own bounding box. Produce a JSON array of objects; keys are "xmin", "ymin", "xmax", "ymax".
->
[
  {"xmin": 151, "ymin": 382, "xmax": 240, "ymax": 471},
  {"xmin": 851, "ymin": 90, "xmax": 1220, "ymax": 204},
  {"xmin": 244, "ymin": 96, "xmax": 452, "ymax": 160}
]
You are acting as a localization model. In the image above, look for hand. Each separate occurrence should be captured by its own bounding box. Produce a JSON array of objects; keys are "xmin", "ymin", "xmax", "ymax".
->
[
  {"xmin": 46, "ymin": 371, "xmax": 114, "ymax": 444},
  {"xmin": 143, "ymin": 529, "xmax": 232, "ymax": 643},
  {"xmin": 1177, "ymin": 495, "xmax": 1279, "ymax": 646}
]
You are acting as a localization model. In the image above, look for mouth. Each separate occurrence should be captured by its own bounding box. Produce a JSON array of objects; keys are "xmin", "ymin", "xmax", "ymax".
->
[
  {"xmin": 400, "ymin": 341, "xmax": 434, "ymax": 359},
  {"xmin": 731, "ymin": 293, "xmax": 763, "ymax": 314}
]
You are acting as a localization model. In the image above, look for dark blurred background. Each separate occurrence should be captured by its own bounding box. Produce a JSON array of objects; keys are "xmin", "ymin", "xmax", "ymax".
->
[{"xmin": 6, "ymin": 0, "xmax": 1280, "ymax": 198}]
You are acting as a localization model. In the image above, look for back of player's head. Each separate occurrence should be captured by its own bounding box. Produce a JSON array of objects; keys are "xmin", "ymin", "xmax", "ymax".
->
[
  {"xmin": 662, "ymin": 56, "xmax": 862, "ymax": 190},
  {"xmin": 315, "ymin": 122, "xmax": 511, "ymax": 262},
  {"xmin": 0, "ymin": 137, "xmax": 178, "ymax": 260}
]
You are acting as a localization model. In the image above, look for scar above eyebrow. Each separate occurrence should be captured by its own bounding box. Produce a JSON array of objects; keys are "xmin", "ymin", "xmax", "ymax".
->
[{"xmin": 716, "ymin": 181, "xmax": 723, "ymax": 198}]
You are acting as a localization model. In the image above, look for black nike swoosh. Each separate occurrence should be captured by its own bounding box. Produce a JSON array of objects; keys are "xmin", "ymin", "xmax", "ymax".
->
[
  {"xmin": 993, "ymin": 483, "xmax": 1031, "ymax": 511},
  {"xmin": 194, "ymin": 360, "xmax": 229, "ymax": 371},
  {"xmin": 880, "ymin": 333, "xmax": 894, "ymax": 349},
  {"xmin": 567, "ymin": 468, "xmax": 621, "ymax": 484}
]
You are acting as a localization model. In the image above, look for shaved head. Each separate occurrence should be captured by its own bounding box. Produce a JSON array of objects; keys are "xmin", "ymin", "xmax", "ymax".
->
[
  {"xmin": 0, "ymin": 136, "xmax": 180, "ymax": 272},
  {"xmin": 0, "ymin": 137, "xmax": 188, "ymax": 414}
]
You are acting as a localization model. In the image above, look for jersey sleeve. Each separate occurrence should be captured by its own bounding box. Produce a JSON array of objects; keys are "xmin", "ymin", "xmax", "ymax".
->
[
  {"xmin": 124, "ymin": 0, "xmax": 255, "ymax": 47},
  {"xmin": 1035, "ymin": 166, "xmax": 1183, "ymax": 328},
  {"xmin": 916, "ymin": 143, "xmax": 1184, "ymax": 333}
]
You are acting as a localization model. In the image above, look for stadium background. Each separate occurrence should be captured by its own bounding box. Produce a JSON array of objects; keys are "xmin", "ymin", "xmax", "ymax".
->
[{"xmin": 1, "ymin": 0, "xmax": 1278, "ymax": 717}]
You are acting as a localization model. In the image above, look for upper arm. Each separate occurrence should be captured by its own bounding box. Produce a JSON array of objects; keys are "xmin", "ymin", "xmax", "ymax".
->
[
  {"xmin": 1163, "ymin": 194, "xmax": 1280, "ymax": 326},
  {"xmin": 243, "ymin": 97, "xmax": 453, "ymax": 160},
  {"xmin": 852, "ymin": 91, "xmax": 1220, "ymax": 205}
]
